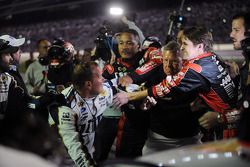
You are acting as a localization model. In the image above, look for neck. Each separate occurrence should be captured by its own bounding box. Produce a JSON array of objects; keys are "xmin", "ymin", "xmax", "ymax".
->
[
  {"xmin": 77, "ymin": 88, "xmax": 94, "ymax": 99},
  {"xmin": 120, "ymin": 58, "xmax": 135, "ymax": 67}
]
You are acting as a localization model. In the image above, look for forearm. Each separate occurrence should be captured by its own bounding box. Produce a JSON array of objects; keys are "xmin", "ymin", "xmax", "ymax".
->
[{"xmin": 127, "ymin": 89, "xmax": 148, "ymax": 101}]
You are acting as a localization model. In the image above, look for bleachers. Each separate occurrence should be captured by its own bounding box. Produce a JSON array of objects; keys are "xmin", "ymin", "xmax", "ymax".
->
[{"xmin": 0, "ymin": 0, "xmax": 249, "ymax": 52}]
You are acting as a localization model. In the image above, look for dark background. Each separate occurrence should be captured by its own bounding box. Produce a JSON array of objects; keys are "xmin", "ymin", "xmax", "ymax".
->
[{"xmin": 0, "ymin": 0, "xmax": 221, "ymax": 26}]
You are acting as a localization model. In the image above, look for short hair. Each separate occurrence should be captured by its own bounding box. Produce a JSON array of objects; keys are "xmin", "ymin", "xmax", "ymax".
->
[
  {"xmin": 232, "ymin": 12, "xmax": 250, "ymax": 30},
  {"xmin": 183, "ymin": 26, "xmax": 213, "ymax": 52},
  {"xmin": 72, "ymin": 61, "xmax": 98, "ymax": 90},
  {"xmin": 163, "ymin": 41, "xmax": 180, "ymax": 56},
  {"xmin": 119, "ymin": 29, "xmax": 140, "ymax": 46},
  {"xmin": 36, "ymin": 39, "xmax": 49, "ymax": 48}
]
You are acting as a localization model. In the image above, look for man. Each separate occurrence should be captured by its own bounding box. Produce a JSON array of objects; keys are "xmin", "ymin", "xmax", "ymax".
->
[
  {"xmin": 25, "ymin": 39, "xmax": 51, "ymax": 95},
  {"xmin": 94, "ymin": 29, "xmax": 145, "ymax": 161},
  {"xmin": 114, "ymin": 26, "xmax": 238, "ymax": 138},
  {"xmin": 53, "ymin": 62, "xmax": 113, "ymax": 167},
  {"xmin": 230, "ymin": 12, "xmax": 250, "ymax": 90},
  {"xmin": 47, "ymin": 39, "xmax": 75, "ymax": 93},
  {"xmin": 0, "ymin": 36, "xmax": 27, "ymax": 117},
  {"xmin": 0, "ymin": 35, "xmax": 27, "ymax": 93},
  {"xmin": 142, "ymin": 41, "xmax": 202, "ymax": 155}
]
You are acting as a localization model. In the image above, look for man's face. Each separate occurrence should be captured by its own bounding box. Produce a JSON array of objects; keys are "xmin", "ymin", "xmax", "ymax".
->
[
  {"xmin": 11, "ymin": 49, "xmax": 21, "ymax": 65},
  {"xmin": 38, "ymin": 40, "xmax": 51, "ymax": 57},
  {"xmin": 118, "ymin": 32, "xmax": 139, "ymax": 59},
  {"xmin": 0, "ymin": 53, "xmax": 13, "ymax": 70},
  {"xmin": 90, "ymin": 66, "xmax": 104, "ymax": 96},
  {"xmin": 230, "ymin": 18, "xmax": 245, "ymax": 50},
  {"xmin": 163, "ymin": 50, "xmax": 182, "ymax": 76},
  {"xmin": 181, "ymin": 37, "xmax": 200, "ymax": 60}
]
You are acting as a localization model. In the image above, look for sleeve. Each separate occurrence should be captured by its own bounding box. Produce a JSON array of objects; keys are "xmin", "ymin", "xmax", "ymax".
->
[
  {"xmin": 24, "ymin": 65, "xmax": 34, "ymax": 94},
  {"xmin": 0, "ymin": 73, "xmax": 12, "ymax": 114},
  {"xmin": 148, "ymin": 68, "xmax": 208, "ymax": 99},
  {"xmin": 57, "ymin": 106, "xmax": 93, "ymax": 167},
  {"xmin": 125, "ymin": 20, "xmax": 145, "ymax": 44},
  {"xmin": 103, "ymin": 82, "xmax": 113, "ymax": 106},
  {"xmin": 102, "ymin": 64, "xmax": 115, "ymax": 80},
  {"xmin": 128, "ymin": 48, "xmax": 163, "ymax": 84}
]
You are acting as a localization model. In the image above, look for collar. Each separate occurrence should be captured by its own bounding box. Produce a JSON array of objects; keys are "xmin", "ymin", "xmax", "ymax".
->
[
  {"xmin": 117, "ymin": 58, "xmax": 133, "ymax": 68},
  {"xmin": 9, "ymin": 65, "xmax": 17, "ymax": 71},
  {"xmin": 188, "ymin": 52, "xmax": 213, "ymax": 62}
]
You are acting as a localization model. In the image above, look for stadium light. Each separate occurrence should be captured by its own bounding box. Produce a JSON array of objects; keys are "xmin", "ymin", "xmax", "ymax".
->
[{"xmin": 109, "ymin": 7, "xmax": 123, "ymax": 16}]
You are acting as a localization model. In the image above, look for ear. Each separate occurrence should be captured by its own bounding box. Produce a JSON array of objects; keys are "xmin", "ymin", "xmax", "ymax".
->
[
  {"xmin": 83, "ymin": 81, "xmax": 92, "ymax": 90},
  {"xmin": 197, "ymin": 43, "xmax": 204, "ymax": 50},
  {"xmin": 86, "ymin": 81, "xmax": 92, "ymax": 87}
]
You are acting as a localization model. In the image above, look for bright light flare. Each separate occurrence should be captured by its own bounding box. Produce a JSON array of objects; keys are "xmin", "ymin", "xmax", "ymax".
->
[{"xmin": 109, "ymin": 7, "xmax": 124, "ymax": 15}]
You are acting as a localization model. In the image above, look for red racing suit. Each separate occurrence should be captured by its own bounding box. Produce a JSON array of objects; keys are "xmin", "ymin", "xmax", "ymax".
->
[
  {"xmin": 148, "ymin": 52, "xmax": 239, "ymax": 138},
  {"xmin": 128, "ymin": 47, "xmax": 163, "ymax": 85}
]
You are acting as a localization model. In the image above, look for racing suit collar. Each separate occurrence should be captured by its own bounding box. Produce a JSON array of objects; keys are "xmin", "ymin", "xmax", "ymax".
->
[
  {"xmin": 188, "ymin": 52, "xmax": 213, "ymax": 62},
  {"xmin": 117, "ymin": 58, "xmax": 134, "ymax": 68}
]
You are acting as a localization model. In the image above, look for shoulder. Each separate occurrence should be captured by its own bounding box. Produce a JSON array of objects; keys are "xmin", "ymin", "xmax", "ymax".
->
[
  {"xmin": 61, "ymin": 85, "xmax": 74, "ymax": 96},
  {"xmin": 98, "ymin": 82, "xmax": 113, "ymax": 99}
]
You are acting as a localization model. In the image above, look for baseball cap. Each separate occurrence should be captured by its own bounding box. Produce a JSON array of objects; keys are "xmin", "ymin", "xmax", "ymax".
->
[{"xmin": 0, "ymin": 35, "xmax": 25, "ymax": 54}]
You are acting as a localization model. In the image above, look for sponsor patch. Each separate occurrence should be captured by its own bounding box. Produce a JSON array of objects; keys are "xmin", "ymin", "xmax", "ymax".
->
[{"xmin": 80, "ymin": 107, "xmax": 86, "ymax": 113}]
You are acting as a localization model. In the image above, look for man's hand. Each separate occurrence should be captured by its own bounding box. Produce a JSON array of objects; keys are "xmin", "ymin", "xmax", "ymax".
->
[
  {"xmin": 140, "ymin": 96, "xmax": 157, "ymax": 111},
  {"xmin": 199, "ymin": 111, "xmax": 219, "ymax": 130},
  {"xmin": 121, "ymin": 16, "xmax": 128, "ymax": 24},
  {"xmin": 113, "ymin": 92, "xmax": 129, "ymax": 109},
  {"xmin": 119, "ymin": 75, "xmax": 133, "ymax": 87}
]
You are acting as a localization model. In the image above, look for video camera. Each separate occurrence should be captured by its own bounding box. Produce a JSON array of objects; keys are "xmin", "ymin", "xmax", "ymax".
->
[{"xmin": 94, "ymin": 25, "xmax": 115, "ymax": 62}]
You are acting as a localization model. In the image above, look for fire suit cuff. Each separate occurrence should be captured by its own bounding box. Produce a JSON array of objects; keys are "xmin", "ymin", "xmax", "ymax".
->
[
  {"xmin": 127, "ymin": 72, "xmax": 137, "ymax": 83},
  {"xmin": 148, "ymin": 87, "xmax": 157, "ymax": 99}
]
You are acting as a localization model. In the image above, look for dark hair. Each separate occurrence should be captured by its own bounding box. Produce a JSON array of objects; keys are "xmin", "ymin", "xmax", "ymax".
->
[
  {"xmin": 163, "ymin": 41, "xmax": 180, "ymax": 56},
  {"xmin": 183, "ymin": 26, "xmax": 213, "ymax": 52},
  {"xmin": 232, "ymin": 12, "xmax": 250, "ymax": 30},
  {"xmin": 119, "ymin": 29, "xmax": 140, "ymax": 46},
  {"xmin": 36, "ymin": 39, "xmax": 49, "ymax": 48},
  {"xmin": 71, "ymin": 61, "xmax": 98, "ymax": 90}
]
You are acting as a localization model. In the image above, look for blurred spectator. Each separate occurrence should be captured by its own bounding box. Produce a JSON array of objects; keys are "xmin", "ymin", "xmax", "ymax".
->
[
  {"xmin": 1, "ymin": 0, "xmax": 249, "ymax": 53},
  {"xmin": 25, "ymin": 52, "xmax": 35, "ymax": 69},
  {"xmin": 25, "ymin": 39, "xmax": 51, "ymax": 95}
]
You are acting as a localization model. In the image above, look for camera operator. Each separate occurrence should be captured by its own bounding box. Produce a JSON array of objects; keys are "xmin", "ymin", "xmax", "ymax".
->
[{"xmin": 92, "ymin": 24, "xmax": 116, "ymax": 70}]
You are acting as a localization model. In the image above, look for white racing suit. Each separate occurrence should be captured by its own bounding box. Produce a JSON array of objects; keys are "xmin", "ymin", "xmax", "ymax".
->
[{"xmin": 55, "ymin": 82, "xmax": 113, "ymax": 167}]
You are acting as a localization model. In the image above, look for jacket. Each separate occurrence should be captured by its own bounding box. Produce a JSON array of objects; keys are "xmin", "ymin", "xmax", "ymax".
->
[
  {"xmin": 148, "ymin": 52, "xmax": 237, "ymax": 113},
  {"xmin": 55, "ymin": 83, "xmax": 113, "ymax": 167}
]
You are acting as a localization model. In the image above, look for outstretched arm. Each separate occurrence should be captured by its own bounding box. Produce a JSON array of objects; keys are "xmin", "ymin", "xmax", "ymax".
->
[{"xmin": 113, "ymin": 89, "xmax": 148, "ymax": 108}]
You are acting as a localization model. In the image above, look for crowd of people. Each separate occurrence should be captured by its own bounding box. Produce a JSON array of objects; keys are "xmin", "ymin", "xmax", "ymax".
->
[
  {"xmin": 0, "ymin": 0, "xmax": 249, "ymax": 52},
  {"xmin": 0, "ymin": 2, "xmax": 250, "ymax": 167}
]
